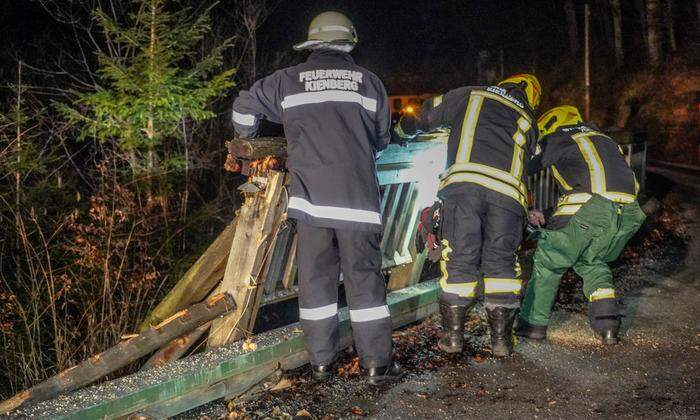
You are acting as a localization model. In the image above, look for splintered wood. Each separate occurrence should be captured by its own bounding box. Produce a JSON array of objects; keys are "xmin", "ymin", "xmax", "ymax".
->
[
  {"xmin": 208, "ymin": 170, "xmax": 286, "ymax": 348},
  {"xmin": 0, "ymin": 293, "xmax": 236, "ymax": 414}
]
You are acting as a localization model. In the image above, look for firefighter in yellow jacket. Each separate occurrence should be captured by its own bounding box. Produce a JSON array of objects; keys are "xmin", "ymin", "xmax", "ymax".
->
[
  {"xmin": 395, "ymin": 75, "xmax": 541, "ymax": 356},
  {"xmin": 517, "ymin": 106, "xmax": 646, "ymax": 344}
]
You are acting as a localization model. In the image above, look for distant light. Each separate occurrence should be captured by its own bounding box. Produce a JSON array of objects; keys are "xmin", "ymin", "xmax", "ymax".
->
[{"xmin": 403, "ymin": 106, "xmax": 415, "ymax": 114}]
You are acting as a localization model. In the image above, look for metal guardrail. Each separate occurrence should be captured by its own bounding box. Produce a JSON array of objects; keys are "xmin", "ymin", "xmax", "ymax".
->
[{"xmin": 259, "ymin": 137, "xmax": 647, "ymax": 306}]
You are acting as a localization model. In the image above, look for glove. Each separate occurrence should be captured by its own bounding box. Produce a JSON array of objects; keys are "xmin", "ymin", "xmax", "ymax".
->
[{"xmin": 415, "ymin": 202, "xmax": 444, "ymax": 263}]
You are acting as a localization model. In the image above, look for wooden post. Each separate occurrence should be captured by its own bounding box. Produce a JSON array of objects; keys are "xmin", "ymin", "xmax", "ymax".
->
[
  {"xmin": 584, "ymin": 3, "xmax": 591, "ymax": 121},
  {"xmin": 139, "ymin": 220, "xmax": 237, "ymax": 331},
  {"xmin": 208, "ymin": 171, "xmax": 286, "ymax": 347},
  {"xmin": 0, "ymin": 294, "xmax": 236, "ymax": 414}
]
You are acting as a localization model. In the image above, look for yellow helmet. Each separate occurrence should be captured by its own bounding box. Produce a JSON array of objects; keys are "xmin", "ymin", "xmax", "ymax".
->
[
  {"xmin": 498, "ymin": 74, "xmax": 542, "ymax": 110},
  {"xmin": 537, "ymin": 105, "xmax": 583, "ymax": 138}
]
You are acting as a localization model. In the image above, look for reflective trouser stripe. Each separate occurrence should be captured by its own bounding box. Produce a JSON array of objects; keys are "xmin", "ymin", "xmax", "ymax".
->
[
  {"xmin": 349, "ymin": 305, "xmax": 391, "ymax": 322},
  {"xmin": 299, "ymin": 303, "xmax": 338, "ymax": 320},
  {"xmin": 484, "ymin": 278, "xmax": 523, "ymax": 294},
  {"xmin": 441, "ymin": 281, "xmax": 478, "ymax": 298},
  {"xmin": 589, "ymin": 288, "xmax": 616, "ymax": 301}
]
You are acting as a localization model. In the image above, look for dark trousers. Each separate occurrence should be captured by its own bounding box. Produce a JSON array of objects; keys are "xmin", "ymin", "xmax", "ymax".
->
[
  {"xmin": 296, "ymin": 222, "xmax": 392, "ymax": 368},
  {"xmin": 439, "ymin": 193, "xmax": 525, "ymax": 308}
]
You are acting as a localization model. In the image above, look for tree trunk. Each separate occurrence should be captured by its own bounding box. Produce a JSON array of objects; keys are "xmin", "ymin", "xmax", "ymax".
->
[
  {"xmin": 611, "ymin": 0, "xmax": 625, "ymax": 66},
  {"xmin": 646, "ymin": 0, "xmax": 662, "ymax": 66},
  {"xmin": 227, "ymin": 137, "xmax": 287, "ymax": 160},
  {"xmin": 0, "ymin": 294, "xmax": 236, "ymax": 414},
  {"xmin": 665, "ymin": 0, "xmax": 677, "ymax": 52},
  {"xmin": 564, "ymin": 0, "xmax": 579, "ymax": 56}
]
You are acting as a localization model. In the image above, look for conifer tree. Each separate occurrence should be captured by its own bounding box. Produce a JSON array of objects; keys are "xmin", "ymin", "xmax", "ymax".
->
[{"xmin": 58, "ymin": 0, "xmax": 235, "ymax": 173}]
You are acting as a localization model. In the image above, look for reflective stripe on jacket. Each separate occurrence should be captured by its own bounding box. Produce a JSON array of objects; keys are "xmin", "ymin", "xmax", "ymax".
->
[
  {"xmin": 396, "ymin": 85, "xmax": 538, "ymax": 214},
  {"xmin": 232, "ymin": 50, "xmax": 391, "ymax": 232}
]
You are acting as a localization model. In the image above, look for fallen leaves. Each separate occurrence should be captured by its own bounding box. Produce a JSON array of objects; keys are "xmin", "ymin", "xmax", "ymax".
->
[
  {"xmin": 337, "ymin": 356, "xmax": 361, "ymax": 379},
  {"xmin": 242, "ymin": 339, "xmax": 257, "ymax": 352}
]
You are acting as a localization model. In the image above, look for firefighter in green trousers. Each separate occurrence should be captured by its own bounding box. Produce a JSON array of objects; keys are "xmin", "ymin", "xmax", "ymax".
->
[{"xmin": 517, "ymin": 105, "xmax": 646, "ymax": 345}]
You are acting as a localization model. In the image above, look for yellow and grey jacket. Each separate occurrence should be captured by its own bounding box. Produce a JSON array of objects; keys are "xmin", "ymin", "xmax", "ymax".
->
[
  {"xmin": 395, "ymin": 85, "xmax": 538, "ymax": 215},
  {"xmin": 529, "ymin": 124, "xmax": 639, "ymax": 229}
]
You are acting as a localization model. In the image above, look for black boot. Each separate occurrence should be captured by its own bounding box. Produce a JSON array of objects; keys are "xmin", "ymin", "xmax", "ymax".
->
[
  {"xmin": 589, "ymin": 299, "xmax": 621, "ymax": 345},
  {"xmin": 438, "ymin": 302, "xmax": 468, "ymax": 353},
  {"xmin": 486, "ymin": 306, "xmax": 518, "ymax": 357},
  {"xmin": 311, "ymin": 364, "xmax": 334, "ymax": 381},
  {"xmin": 514, "ymin": 318, "xmax": 548, "ymax": 341},
  {"xmin": 367, "ymin": 361, "xmax": 404, "ymax": 386}
]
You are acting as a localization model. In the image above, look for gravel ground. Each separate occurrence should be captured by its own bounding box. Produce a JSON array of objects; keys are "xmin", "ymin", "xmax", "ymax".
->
[{"xmin": 181, "ymin": 167, "xmax": 699, "ymax": 419}]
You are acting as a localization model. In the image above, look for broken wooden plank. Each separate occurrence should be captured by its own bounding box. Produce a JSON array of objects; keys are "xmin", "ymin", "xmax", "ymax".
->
[
  {"xmin": 227, "ymin": 137, "xmax": 287, "ymax": 160},
  {"xmin": 137, "ymin": 299, "xmax": 439, "ymax": 419},
  {"xmin": 139, "ymin": 220, "xmax": 237, "ymax": 332},
  {"xmin": 0, "ymin": 293, "xmax": 236, "ymax": 415},
  {"xmin": 140, "ymin": 321, "xmax": 211, "ymax": 371},
  {"xmin": 34, "ymin": 281, "xmax": 438, "ymax": 420},
  {"xmin": 208, "ymin": 171, "xmax": 286, "ymax": 347}
]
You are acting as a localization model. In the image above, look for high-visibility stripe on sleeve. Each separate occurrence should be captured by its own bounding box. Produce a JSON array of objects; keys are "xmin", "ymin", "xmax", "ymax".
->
[
  {"xmin": 232, "ymin": 111, "xmax": 256, "ymax": 126},
  {"xmin": 573, "ymin": 134, "xmax": 606, "ymax": 194},
  {"xmin": 349, "ymin": 305, "xmax": 390, "ymax": 322},
  {"xmin": 589, "ymin": 288, "xmax": 616, "ymax": 302},
  {"xmin": 551, "ymin": 165, "xmax": 573, "ymax": 191},
  {"xmin": 299, "ymin": 303, "xmax": 338, "ymax": 320},
  {"xmin": 455, "ymin": 95, "xmax": 484, "ymax": 163},
  {"xmin": 484, "ymin": 278, "xmax": 522, "ymax": 294},
  {"xmin": 281, "ymin": 90, "xmax": 377, "ymax": 112},
  {"xmin": 288, "ymin": 197, "xmax": 382, "ymax": 225},
  {"xmin": 433, "ymin": 95, "xmax": 444, "ymax": 107}
]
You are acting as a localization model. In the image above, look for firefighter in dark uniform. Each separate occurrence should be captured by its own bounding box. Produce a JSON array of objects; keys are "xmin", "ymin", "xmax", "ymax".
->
[
  {"xmin": 395, "ymin": 74, "xmax": 542, "ymax": 356},
  {"xmin": 231, "ymin": 12, "xmax": 402, "ymax": 385},
  {"xmin": 517, "ymin": 105, "xmax": 646, "ymax": 344}
]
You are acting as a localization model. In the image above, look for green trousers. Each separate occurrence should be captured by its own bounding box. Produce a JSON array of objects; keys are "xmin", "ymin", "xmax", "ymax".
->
[{"xmin": 520, "ymin": 194, "xmax": 646, "ymax": 327}]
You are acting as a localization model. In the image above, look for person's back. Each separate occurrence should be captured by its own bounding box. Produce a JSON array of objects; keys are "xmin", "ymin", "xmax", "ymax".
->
[
  {"xmin": 518, "ymin": 105, "xmax": 646, "ymax": 345},
  {"xmin": 231, "ymin": 11, "xmax": 401, "ymax": 385},
  {"xmin": 233, "ymin": 49, "xmax": 389, "ymax": 231},
  {"xmin": 437, "ymin": 84, "xmax": 537, "ymax": 212},
  {"xmin": 533, "ymin": 110, "xmax": 639, "ymax": 229},
  {"xmin": 394, "ymin": 74, "xmax": 542, "ymax": 357}
]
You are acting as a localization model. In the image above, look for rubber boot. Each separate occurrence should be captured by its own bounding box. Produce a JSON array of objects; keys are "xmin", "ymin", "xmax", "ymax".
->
[
  {"xmin": 438, "ymin": 302, "xmax": 468, "ymax": 353},
  {"xmin": 311, "ymin": 364, "xmax": 334, "ymax": 381},
  {"xmin": 589, "ymin": 299, "xmax": 621, "ymax": 345},
  {"xmin": 486, "ymin": 306, "xmax": 518, "ymax": 357},
  {"xmin": 367, "ymin": 360, "xmax": 404, "ymax": 386},
  {"xmin": 514, "ymin": 318, "xmax": 548, "ymax": 341}
]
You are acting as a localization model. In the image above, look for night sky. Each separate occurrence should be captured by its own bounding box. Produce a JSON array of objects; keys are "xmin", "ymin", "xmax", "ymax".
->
[{"xmin": 1, "ymin": 1, "xmax": 696, "ymax": 96}]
